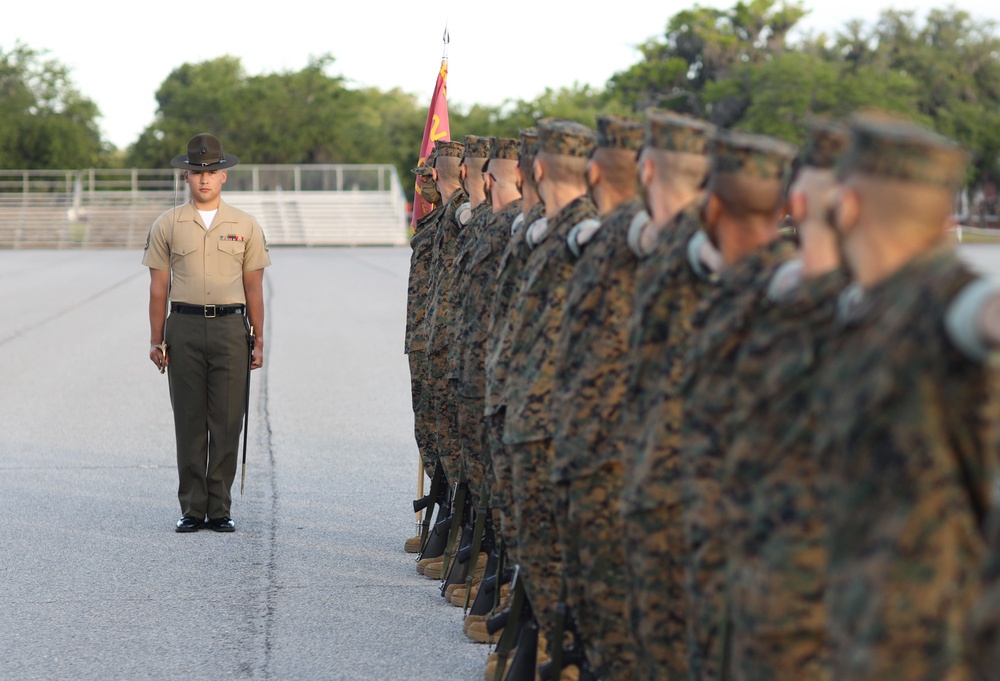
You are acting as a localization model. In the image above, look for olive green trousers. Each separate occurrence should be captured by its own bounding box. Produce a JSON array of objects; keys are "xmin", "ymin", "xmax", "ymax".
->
[{"xmin": 165, "ymin": 312, "xmax": 249, "ymax": 520}]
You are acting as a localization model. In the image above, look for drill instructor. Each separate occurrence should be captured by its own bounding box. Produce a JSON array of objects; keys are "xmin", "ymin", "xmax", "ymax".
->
[{"xmin": 143, "ymin": 133, "xmax": 270, "ymax": 533}]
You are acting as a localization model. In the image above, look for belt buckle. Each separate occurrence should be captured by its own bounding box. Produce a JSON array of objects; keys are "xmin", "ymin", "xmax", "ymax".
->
[{"xmin": 204, "ymin": 304, "xmax": 216, "ymax": 318}]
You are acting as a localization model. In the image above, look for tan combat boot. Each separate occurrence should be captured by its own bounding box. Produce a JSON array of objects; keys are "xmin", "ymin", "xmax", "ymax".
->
[
  {"xmin": 466, "ymin": 619, "xmax": 501, "ymax": 644},
  {"xmin": 404, "ymin": 534, "xmax": 422, "ymax": 554},
  {"xmin": 423, "ymin": 560, "xmax": 445, "ymax": 580}
]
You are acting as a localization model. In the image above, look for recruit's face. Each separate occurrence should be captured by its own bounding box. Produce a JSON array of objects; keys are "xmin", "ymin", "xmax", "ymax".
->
[{"xmin": 186, "ymin": 169, "xmax": 227, "ymax": 208}]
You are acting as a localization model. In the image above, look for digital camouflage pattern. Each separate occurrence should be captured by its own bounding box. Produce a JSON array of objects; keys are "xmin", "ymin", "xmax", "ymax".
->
[
  {"xmin": 408, "ymin": 350, "xmax": 435, "ymax": 476},
  {"xmin": 429, "ymin": 346, "xmax": 462, "ymax": 484},
  {"xmin": 405, "ymin": 208, "xmax": 443, "ymax": 355},
  {"xmin": 595, "ymin": 115, "xmax": 644, "ymax": 151},
  {"xmin": 503, "ymin": 194, "xmax": 596, "ymax": 651},
  {"xmin": 424, "ymin": 190, "xmax": 469, "ymax": 484},
  {"xmin": 453, "ymin": 199, "xmax": 521, "ymax": 503},
  {"xmin": 550, "ymin": 196, "xmax": 645, "ymax": 681},
  {"xmin": 620, "ymin": 208, "xmax": 713, "ymax": 513},
  {"xmin": 839, "ymin": 112, "xmax": 970, "ymax": 190},
  {"xmin": 484, "ymin": 201, "xmax": 545, "ymax": 418},
  {"xmin": 463, "ymin": 134, "xmax": 491, "ymax": 160},
  {"xmin": 484, "ymin": 203, "xmax": 543, "ymax": 573},
  {"xmin": 444, "ymin": 200, "xmax": 492, "ymax": 496},
  {"xmin": 447, "ymin": 201, "xmax": 493, "ymax": 379},
  {"xmin": 508, "ymin": 437, "xmax": 565, "ymax": 645},
  {"xmin": 801, "ymin": 118, "xmax": 850, "ymax": 170},
  {"xmin": 487, "ymin": 408, "xmax": 519, "ymax": 563},
  {"xmin": 723, "ymin": 265, "xmax": 848, "ymax": 681},
  {"xmin": 490, "ymin": 136, "xmax": 520, "ymax": 160},
  {"xmin": 644, "ymin": 109, "xmax": 715, "ymax": 153},
  {"xmin": 678, "ymin": 237, "xmax": 796, "ymax": 681},
  {"xmin": 519, "ymin": 128, "xmax": 540, "ymax": 159},
  {"xmin": 406, "ymin": 206, "xmax": 446, "ymax": 475},
  {"xmin": 458, "ymin": 199, "xmax": 523, "ymax": 400},
  {"xmin": 970, "ymin": 502, "xmax": 1000, "ymax": 678},
  {"xmin": 537, "ymin": 119, "xmax": 596, "ymax": 158},
  {"xmin": 710, "ymin": 130, "xmax": 798, "ymax": 182},
  {"xmin": 816, "ymin": 247, "xmax": 998, "ymax": 681},
  {"xmin": 552, "ymin": 197, "xmax": 646, "ymax": 482},
  {"xmin": 434, "ymin": 139, "xmax": 464, "ymax": 158},
  {"xmin": 557, "ymin": 462, "xmax": 638, "ymax": 681},
  {"xmin": 619, "ymin": 208, "xmax": 714, "ymax": 681},
  {"xmin": 503, "ymin": 195, "xmax": 598, "ymax": 445},
  {"xmin": 425, "ymin": 189, "xmax": 469, "ymax": 355}
]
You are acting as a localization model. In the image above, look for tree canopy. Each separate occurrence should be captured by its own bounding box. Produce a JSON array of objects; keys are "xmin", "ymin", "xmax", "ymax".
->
[
  {"xmin": 0, "ymin": 42, "xmax": 105, "ymax": 169},
  {"xmin": 5, "ymin": 2, "xmax": 1000, "ymax": 189}
]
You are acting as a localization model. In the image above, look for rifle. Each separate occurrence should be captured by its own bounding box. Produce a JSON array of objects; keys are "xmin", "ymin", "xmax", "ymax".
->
[{"xmin": 413, "ymin": 462, "xmax": 448, "ymax": 553}]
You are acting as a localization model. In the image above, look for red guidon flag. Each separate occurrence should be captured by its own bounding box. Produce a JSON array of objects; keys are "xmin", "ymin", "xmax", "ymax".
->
[{"xmin": 411, "ymin": 54, "xmax": 450, "ymax": 229}]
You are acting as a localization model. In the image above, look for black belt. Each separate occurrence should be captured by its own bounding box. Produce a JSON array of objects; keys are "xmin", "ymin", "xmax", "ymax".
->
[{"xmin": 170, "ymin": 303, "xmax": 245, "ymax": 318}]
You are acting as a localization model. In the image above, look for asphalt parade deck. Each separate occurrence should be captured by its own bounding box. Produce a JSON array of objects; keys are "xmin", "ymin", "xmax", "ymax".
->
[
  {"xmin": 0, "ymin": 247, "xmax": 485, "ymax": 680},
  {"xmin": 1, "ymin": 243, "xmax": 998, "ymax": 680}
]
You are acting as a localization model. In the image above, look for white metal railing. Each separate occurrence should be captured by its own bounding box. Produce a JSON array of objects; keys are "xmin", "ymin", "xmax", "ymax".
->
[{"xmin": 0, "ymin": 165, "xmax": 409, "ymax": 248}]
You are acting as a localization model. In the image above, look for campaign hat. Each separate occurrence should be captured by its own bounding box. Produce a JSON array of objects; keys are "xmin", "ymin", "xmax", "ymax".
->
[{"xmin": 171, "ymin": 133, "xmax": 240, "ymax": 171}]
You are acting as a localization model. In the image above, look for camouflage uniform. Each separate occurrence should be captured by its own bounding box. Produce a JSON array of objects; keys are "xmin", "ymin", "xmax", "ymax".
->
[
  {"xmin": 503, "ymin": 118, "xmax": 598, "ymax": 647},
  {"xmin": 406, "ymin": 203, "xmax": 446, "ymax": 475},
  {"xmin": 485, "ymin": 129, "xmax": 543, "ymax": 561},
  {"xmin": 723, "ymin": 264, "xmax": 847, "ymax": 681},
  {"xmin": 819, "ymin": 248, "xmax": 997, "ymax": 681},
  {"xmin": 721, "ymin": 119, "xmax": 850, "ymax": 681},
  {"xmin": 549, "ymin": 115, "xmax": 644, "ymax": 681},
  {"xmin": 450, "ymin": 202, "xmax": 492, "ymax": 498},
  {"xmin": 815, "ymin": 115, "xmax": 997, "ymax": 681},
  {"xmin": 617, "ymin": 111, "xmax": 717, "ymax": 681},
  {"xmin": 446, "ymin": 136, "xmax": 501, "ymax": 504},
  {"xmin": 456, "ymin": 184, "xmax": 522, "ymax": 507},
  {"xmin": 503, "ymin": 192, "xmax": 597, "ymax": 644},
  {"xmin": 425, "ymin": 155, "xmax": 469, "ymax": 484},
  {"xmin": 677, "ymin": 131, "xmax": 798, "ymax": 681},
  {"xmin": 970, "ymin": 502, "xmax": 1000, "ymax": 678},
  {"xmin": 486, "ymin": 205, "xmax": 544, "ymax": 559}
]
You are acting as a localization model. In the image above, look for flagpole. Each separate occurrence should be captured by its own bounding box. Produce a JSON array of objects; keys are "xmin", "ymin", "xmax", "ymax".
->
[{"xmin": 410, "ymin": 26, "xmax": 452, "ymax": 231}]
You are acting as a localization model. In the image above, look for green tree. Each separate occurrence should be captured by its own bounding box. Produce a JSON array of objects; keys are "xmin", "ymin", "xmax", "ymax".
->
[
  {"xmin": 0, "ymin": 42, "xmax": 106, "ymax": 169},
  {"xmin": 608, "ymin": 0, "xmax": 807, "ymax": 121},
  {"xmin": 129, "ymin": 55, "xmax": 434, "ymax": 196},
  {"xmin": 128, "ymin": 56, "xmax": 248, "ymax": 167},
  {"xmin": 831, "ymin": 7, "xmax": 1000, "ymax": 181}
]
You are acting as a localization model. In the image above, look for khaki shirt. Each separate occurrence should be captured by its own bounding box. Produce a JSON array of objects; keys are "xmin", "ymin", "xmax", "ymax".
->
[{"xmin": 142, "ymin": 199, "xmax": 271, "ymax": 305}]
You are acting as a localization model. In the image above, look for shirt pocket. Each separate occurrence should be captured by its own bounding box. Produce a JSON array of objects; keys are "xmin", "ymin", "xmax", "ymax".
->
[
  {"xmin": 217, "ymin": 239, "xmax": 245, "ymax": 276},
  {"xmin": 170, "ymin": 239, "xmax": 199, "ymax": 264}
]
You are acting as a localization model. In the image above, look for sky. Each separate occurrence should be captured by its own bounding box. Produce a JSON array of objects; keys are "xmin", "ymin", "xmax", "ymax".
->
[{"xmin": 3, "ymin": 0, "xmax": 1000, "ymax": 150}]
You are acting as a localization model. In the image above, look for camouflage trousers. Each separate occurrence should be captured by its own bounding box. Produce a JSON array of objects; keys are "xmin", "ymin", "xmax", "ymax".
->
[
  {"xmin": 725, "ymin": 525, "xmax": 830, "ymax": 681},
  {"xmin": 509, "ymin": 438, "xmax": 564, "ymax": 646},
  {"xmin": 487, "ymin": 408, "xmax": 518, "ymax": 563},
  {"xmin": 623, "ymin": 503, "xmax": 689, "ymax": 681},
  {"xmin": 406, "ymin": 350, "xmax": 436, "ymax": 477},
  {"xmin": 457, "ymin": 393, "xmax": 491, "ymax": 507},
  {"xmin": 724, "ymin": 444, "xmax": 831, "ymax": 681},
  {"xmin": 681, "ymin": 473, "xmax": 726, "ymax": 681},
  {"xmin": 969, "ymin": 572, "xmax": 1000, "ymax": 680},
  {"xmin": 555, "ymin": 462, "xmax": 638, "ymax": 681},
  {"xmin": 427, "ymin": 348, "xmax": 462, "ymax": 485}
]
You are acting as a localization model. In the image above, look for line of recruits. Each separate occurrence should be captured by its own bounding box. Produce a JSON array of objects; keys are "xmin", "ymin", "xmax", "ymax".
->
[{"xmin": 403, "ymin": 110, "xmax": 1000, "ymax": 681}]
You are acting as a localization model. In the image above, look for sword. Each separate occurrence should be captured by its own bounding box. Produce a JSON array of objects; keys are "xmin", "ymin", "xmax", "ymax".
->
[
  {"xmin": 155, "ymin": 341, "xmax": 168, "ymax": 374},
  {"xmin": 240, "ymin": 325, "xmax": 255, "ymax": 496}
]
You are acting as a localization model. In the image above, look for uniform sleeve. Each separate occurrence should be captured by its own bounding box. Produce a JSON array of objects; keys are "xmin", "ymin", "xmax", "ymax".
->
[
  {"xmin": 141, "ymin": 214, "xmax": 171, "ymax": 270},
  {"xmin": 243, "ymin": 217, "xmax": 271, "ymax": 271},
  {"xmin": 945, "ymin": 278, "xmax": 1000, "ymax": 363},
  {"xmin": 687, "ymin": 230, "xmax": 721, "ymax": 281}
]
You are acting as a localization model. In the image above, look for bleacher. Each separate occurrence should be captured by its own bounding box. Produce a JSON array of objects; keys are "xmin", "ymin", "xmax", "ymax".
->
[{"xmin": 0, "ymin": 165, "xmax": 409, "ymax": 249}]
